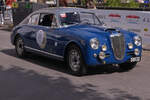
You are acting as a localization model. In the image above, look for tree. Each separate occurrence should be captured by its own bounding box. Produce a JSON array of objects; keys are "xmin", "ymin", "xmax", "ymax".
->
[
  {"xmin": 128, "ymin": 0, "xmax": 139, "ymax": 8},
  {"xmin": 106, "ymin": 0, "xmax": 139, "ymax": 8},
  {"xmin": 106, "ymin": 0, "xmax": 121, "ymax": 7}
]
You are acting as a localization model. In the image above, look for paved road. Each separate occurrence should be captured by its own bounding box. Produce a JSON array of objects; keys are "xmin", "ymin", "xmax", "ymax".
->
[{"xmin": 0, "ymin": 30, "xmax": 150, "ymax": 100}]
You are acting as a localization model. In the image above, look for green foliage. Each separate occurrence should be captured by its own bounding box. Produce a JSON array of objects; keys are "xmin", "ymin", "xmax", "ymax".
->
[
  {"xmin": 106, "ymin": 0, "xmax": 139, "ymax": 8},
  {"xmin": 81, "ymin": 0, "xmax": 86, "ymax": 5},
  {"xmin": 106, "ymin": 0, "xmax": 121, "ymax": 7},
  {"xmin": 128, "ymin": 0, "xmax": 140, "ymax": 8},
  {"xmin": 79, "ymin": 0, "xmax": 140, "ymax": 8}
]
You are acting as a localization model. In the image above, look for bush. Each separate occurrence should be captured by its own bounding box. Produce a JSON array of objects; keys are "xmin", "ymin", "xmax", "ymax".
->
[
  {"xmin": 128, "ymin": 0, "xmax": 139, "ymax": 8},
  {"xmin": 79, "ymin": 0, "xmax": 141, "ymax": 8},
  {"xmin": 106, "ymin": 0, "xmax": 121, "ymax": 7}
]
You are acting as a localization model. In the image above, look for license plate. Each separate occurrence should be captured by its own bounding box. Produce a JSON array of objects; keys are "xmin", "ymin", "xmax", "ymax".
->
[{"xmin": 130, "ymin": 57, "xmax": 141, "ymax": 62}]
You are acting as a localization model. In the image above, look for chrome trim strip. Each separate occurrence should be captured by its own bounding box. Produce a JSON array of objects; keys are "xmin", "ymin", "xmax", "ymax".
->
[
  {"xmin": 110, "ymin": 33, "xmax": 122, "ymax": 37},
  {"xmin": 110, "ymin": 33, "xmax": 125, "ymax": 60},
  {"xmin": 24, "ymin": 46, "xmax": 64, "ymax": 59}
]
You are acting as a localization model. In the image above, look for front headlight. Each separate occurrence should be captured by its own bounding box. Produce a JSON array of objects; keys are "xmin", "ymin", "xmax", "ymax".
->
[
  {"xmin": 90, "ymin": 38, "xmax": 99, "ymax": 50},
  {"xmin": 134, "ymin": 36, "xmax": 142, "ymax": 46}
]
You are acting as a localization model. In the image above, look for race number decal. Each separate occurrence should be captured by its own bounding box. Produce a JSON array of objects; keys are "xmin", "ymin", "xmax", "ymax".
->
[{"xmin": 36, "ymin": 30, "xmax": 47, "ymax": 49}]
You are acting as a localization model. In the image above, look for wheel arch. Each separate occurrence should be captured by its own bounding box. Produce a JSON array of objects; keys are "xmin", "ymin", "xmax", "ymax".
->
[
  {"xmin": 14, "ymin": 33, "xmax": 21, "ymax": 45},
  {"xmin": 64, "ymin": 41, "xmax": 86, "ymax": 62},
  {"xmin": 12, "ymin": 26, "xmax": 24, "ymax": 45}
]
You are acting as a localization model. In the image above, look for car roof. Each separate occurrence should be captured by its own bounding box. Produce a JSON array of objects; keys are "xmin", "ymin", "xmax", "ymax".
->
[{"xmin": 33, "ymin": 7, "xmax": 92, "ymax": 15}]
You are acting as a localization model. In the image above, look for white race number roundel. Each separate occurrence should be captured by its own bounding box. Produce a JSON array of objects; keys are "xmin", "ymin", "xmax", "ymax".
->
[{"xmin": 36, "ymin": 30, "xmax": 47, "ymax": 49}]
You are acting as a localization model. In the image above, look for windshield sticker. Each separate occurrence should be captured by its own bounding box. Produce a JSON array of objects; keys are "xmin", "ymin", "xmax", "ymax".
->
[{"xmin": 60, "ymin": 13, "xmax": 67, "ymax": 18}]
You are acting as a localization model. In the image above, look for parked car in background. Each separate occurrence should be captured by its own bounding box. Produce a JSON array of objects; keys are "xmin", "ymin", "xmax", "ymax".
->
[{"xmin": 11, "ymin": 7, "xmax": 142, "ymax": 76}]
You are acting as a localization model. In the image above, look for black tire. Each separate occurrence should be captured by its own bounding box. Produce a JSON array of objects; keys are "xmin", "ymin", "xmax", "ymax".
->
[
  {"xmin": 15, "ymin": 37, "xmax": 26, "ymax": 58},
  {"xmin": 66, "ymin": 44, "xmax": 87, "ymax": 76},
  {"xmin": 119, "ymin": 62, "xmax": 137, "ymax": 71}
]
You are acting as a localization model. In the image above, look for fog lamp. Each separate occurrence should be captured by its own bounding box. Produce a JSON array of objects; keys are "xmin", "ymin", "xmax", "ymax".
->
[
  {"xmin": 134, "ymin": 48, "xmax": 140, "ymax": 56},
  {"xmin": 99, "ymin": 52, "xmax": 106, "ymax": 60},
  {"xmin": 102, "ymin": 45, "xmax": 107, "ymax": 51},
  {"xmin": 128, "ymin": 43, "xmax": 133, "ymax": 49}
]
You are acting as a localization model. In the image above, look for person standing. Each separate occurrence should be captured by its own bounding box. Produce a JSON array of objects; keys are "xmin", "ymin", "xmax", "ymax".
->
[
  {"xmin": 6, "ymin": 0, "xmax": 16, "ymax": 8},
  {"xmin": 144, "ymin": 0, "xmax": 149, "ymax": 3},
  {"xmin": 0, "ymin": 0, "xmax": 4, "ymax": 25},
  {"xmin": 5, "ymin": 0, "xmax": 16, "ymax": 23},
  {"xmin": 144, "ymin": 0, "xmax": 149, "ymax": 7},
  {"xmin": 138, "ymin": 0, "xmax": 144, "ymax": 3},
  {"xmin": 86, "ymin": 0, "xmax": 96, "ymax": 9},
  {"xmin": 59, "ymin": 0, "xmax": 68, "ymax": 7}
]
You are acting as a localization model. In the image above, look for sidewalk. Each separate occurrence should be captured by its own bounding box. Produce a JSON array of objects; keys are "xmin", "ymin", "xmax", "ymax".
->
[
  {"xmin": 143, "ymin": 44, "xmax": 150, "ymax": 51},
  {"xmin": 0, "ymin": 18, "xmax": 13, "ymax": 31},
  {"xmin": 0, "ymin": 24, "xmax": 13, "ymax": 31}
]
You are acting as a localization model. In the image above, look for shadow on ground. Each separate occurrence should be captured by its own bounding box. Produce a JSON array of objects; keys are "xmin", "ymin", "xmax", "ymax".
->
[
  {"xmin": 0, "ymin": 25, "xmax": 12, "ymax": 32},
  {"xmin": 0, "ymin": 48, "xmax": 132, "ymax": 76},
  {"xmin": 0, "ymin": 65, "xmax": 142, "ymax": 100}
]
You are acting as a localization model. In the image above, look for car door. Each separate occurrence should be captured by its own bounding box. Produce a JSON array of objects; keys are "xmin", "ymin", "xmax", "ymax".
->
[
  {"xmin": 34, "ymin": 13, "xmax": 65, "ymax": 58},
  {"xmin": 23, "ymin": 13, "xmax": 40, "ymax": 49}
]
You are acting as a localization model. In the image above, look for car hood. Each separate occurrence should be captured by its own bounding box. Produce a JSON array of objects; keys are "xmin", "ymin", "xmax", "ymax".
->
[{"xmin": 64, "ymin": 24, "xmax": 134, "ymax": 41}]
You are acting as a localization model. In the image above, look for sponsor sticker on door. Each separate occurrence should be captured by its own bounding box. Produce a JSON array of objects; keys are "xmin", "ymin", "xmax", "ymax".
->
[{"xmin": 36, "ymin": 30, "xmax": 47, "ymax": 49}]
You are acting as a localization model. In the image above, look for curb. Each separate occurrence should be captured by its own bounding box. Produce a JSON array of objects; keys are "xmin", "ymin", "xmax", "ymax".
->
[
  {"xmin": 0, "ymin": 24, "xmax": 13, "ymax": 31},
  {"xmin": 142, "ymin": 44, "xmax": 150, "ymax": 51}
]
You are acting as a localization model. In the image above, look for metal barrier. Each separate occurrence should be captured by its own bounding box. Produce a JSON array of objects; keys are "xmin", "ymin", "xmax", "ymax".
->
[
  {"xmin": 12, "ymin": 2, "xmax": 48, "ymax": 26},
  {"xmin": 0, "ymin": 6, "xmax": 5, "ymax": 25},
  {"xmin": 92, "ymin": 9, "xmax": 150, "ymax": 50},
  {"xmin": 0, "ymin": 5, "xmax": 13, "ymax": 25}
]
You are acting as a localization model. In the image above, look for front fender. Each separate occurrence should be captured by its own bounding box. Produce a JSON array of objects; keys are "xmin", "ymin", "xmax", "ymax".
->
[
  {"xmin": 11, "ymin": 26, "xmax": 25, "ymax": 45},
  {"xmin": 64, "ymin": 40, "xmax": 87, "ymax": 62}
]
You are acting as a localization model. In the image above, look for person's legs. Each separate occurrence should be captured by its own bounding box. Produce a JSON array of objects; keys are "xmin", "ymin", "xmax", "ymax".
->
[
  {"xmin": 7, "ymin": 8, "xmax": 13, "ymax": 22},
  {"xmin": 0, "ymin": 6, "xmax": 4, "ymax": 25},
  {"xmin": 9, "ymin": 9, "xmax": 13, "ymax": 22}
]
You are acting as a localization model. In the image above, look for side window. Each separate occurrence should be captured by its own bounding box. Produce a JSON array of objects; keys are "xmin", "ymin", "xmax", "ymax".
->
[
  {"xmin": 28, "ymin": 14, "xmax": 39, "ymax": 25},
  {"xmin": 93, "ymin": 15, "xmax": 101, "ymax": 25},
  {"xmin": 80, "ymin": 13, "xmax": 94, "ymax": 24},
  {"xmin": 39, "ymin": 13, "xmax": 57, "ymax": 28}
]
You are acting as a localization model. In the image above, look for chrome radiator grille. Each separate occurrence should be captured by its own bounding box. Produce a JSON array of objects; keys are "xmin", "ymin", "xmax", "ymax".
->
[{"xmin": 110, "ymin": 33, "xmax": 125, "ymax": 60}]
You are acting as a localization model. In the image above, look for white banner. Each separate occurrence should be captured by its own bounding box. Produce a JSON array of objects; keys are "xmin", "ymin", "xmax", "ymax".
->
[{"xmin": 93, "ymin": 9, "xmax": 150, "ymax": 49}]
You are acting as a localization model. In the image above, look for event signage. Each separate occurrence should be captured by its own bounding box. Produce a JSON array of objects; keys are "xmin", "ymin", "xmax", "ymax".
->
[{"xmin": 93, "ymin": 9, "xmax": 150, "ymax": 48}]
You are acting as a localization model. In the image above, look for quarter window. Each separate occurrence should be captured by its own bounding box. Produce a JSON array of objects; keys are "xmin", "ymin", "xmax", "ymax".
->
[{"xmin": 28, "ymin": 14, "xmax": 39, "ymax": 25}]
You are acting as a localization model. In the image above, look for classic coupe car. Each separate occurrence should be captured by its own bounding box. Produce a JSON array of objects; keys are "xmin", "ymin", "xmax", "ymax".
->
[{"xmin": 11, "ymin": 7, "xmax": 142, "ymax": 75}]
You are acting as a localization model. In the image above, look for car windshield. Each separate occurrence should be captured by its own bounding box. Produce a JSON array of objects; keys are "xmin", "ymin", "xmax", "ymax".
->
[{"xmin": 60, "ymin": 12, "xmax": 103, "ymax": 27}]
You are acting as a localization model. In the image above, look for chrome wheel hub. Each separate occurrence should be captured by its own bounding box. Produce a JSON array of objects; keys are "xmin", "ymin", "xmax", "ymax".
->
[
  {"xmin": 69, "ymin": 49, "xmax": 80, "ymax": 72},
  {"xmin": 16, "ymin": 39, "xmax": 24, "ymax": 55}
]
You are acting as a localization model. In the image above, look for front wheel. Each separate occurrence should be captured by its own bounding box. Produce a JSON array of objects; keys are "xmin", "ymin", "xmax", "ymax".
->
[
  {"xmin": 15, "ymin": 37, "xmax": 26, "ymax": 58},
  {"xmin": 66, "ymin": 44, "xmax": 87, "ymax": 76},
  {"xmin": 119, "ymin": 62, "xmax": 137, "ymax": 71}
]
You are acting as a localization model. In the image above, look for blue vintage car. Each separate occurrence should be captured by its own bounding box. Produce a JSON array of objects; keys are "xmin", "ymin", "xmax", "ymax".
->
[{"xmin": 11, "ymin": 7, "xmax": 142, "ymax": 75}]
